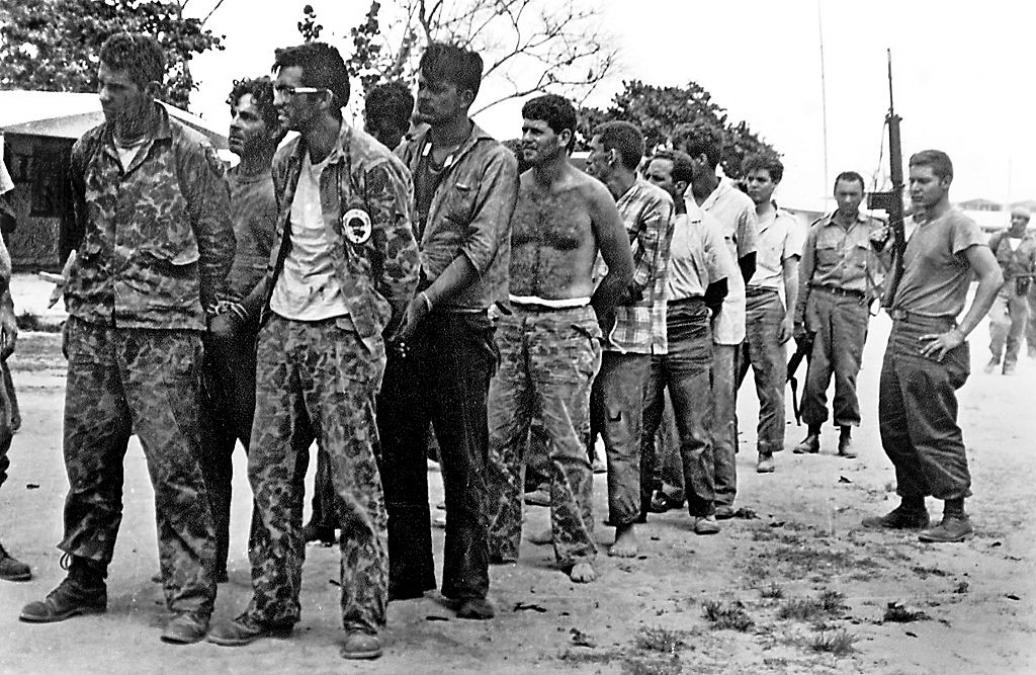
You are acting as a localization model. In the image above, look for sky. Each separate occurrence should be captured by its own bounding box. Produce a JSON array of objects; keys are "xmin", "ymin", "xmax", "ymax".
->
[{"xmin": 186, "ymin": 0, "xmax": 1036, "ymax": 212}]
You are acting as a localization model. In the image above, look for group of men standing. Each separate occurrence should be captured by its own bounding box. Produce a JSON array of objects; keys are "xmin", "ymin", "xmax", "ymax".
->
[{"xmin": 0, "ymin": 29, "xmax": 1006, "ymax": 663}]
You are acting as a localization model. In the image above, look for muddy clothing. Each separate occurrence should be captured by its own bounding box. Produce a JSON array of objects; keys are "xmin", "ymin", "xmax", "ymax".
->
[
  {"xmin": 487, "ymin": 305, "xmax": 601, "ymax": 566},
  {"xmin": 245, "ymin": 125, "xmax": 417, "ymax": 634},
  {"xmin": 880, "ymin": 210, "xmax": 986, "ymax": 502},
  {"xmin": 246, "ymin": 317, "xmax": 388, "ymax": 633},
  {"xmin": 61, "ymin": 319, "xmax": 216, "ymax": 614},
  {"xmin": 381, "ymin": 122, "xmax": 516, "ymax": 602},
  {"xmin": 796, "ymin": 212, "xmax": 885, "ymax": 429},
  {"xmin": 199, "ymin": 166, "xmax": 279, "ymax": 576},
  {"xmin": 987, "ymin": 231, "xmax": 1036, "ymax": 366},
  {"xmin": 66, "ymin": 104, "xmax": 234, "ymax": 329}
]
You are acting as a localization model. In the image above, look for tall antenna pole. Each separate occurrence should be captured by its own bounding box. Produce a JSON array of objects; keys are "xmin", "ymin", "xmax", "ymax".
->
[{"xmin": 818, "ymin": 0, "xmax": 830, "ymax": 203}]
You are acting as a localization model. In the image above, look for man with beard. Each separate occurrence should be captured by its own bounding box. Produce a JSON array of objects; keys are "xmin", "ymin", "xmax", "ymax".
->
[{"xmin": 486, "ymin": 94, "xmax": 633, "ymax": 582}]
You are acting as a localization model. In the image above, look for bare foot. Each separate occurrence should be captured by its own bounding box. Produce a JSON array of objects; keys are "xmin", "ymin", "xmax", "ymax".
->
[
  {"xmin": 526, "ymin": 526, "xmax": 552, "ymax": 545},
  {"xmin": 608, "ymin": 523, "xmax": 638, "ymax": 558},
  {"xmin": 566, "ymin": 561, "xmax": 597, "ymax": 583}
]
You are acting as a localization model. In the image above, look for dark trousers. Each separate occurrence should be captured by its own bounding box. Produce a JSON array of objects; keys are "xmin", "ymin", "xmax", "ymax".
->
[
  {"xmin": 0, "ymin": 358, "xmax": 14, "ymax": 489},
  {"xmin": 736, "ymin": 290, "xmax": 788, "ymax": 455},
  {"xmin": 199, "ymin": 326, "xmax": 258, "ymax": 576},
  {"xmin": 801, "ymin": 288, "xmax": 869, "ymax": 428},
  {"xmin": 641, "ymin": 300, "xmax": 716, "ymax": 517},
  {"xmin": 879, "ymin": 317, "xmax": 972, "ymax": 502},
  {"xmin": 378, "ymin": 311, "xmax": 498, "ymax": 601}
]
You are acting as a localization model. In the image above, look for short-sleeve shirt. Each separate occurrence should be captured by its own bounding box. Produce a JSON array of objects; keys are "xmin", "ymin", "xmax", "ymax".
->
[
  {"xmin": 891, "ymin": 209, "xmax": 986, "ymax": 318},
  {"xmin": 224, "ymin": 167, "xmax": 277, "ymax": 302},
  {"xmin": 749, "ymin": 202, "xmax": 805, "ymax": 291},
  {"xmin": 667, "ymin": 202, "xmax": 736, "ymax": 300}
]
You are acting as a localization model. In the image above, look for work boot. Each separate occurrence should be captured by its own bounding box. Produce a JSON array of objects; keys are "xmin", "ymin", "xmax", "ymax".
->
[
  {"xmin": 918, "ymin": 514, "xmax": 974, "ymax": 543},
  {"xmin": 1002, "ymin": 361, "xmax": 1017, "ymax": 376},
  {"xmin": 793, "ymin": 433, "xmax": 820, "ymax": 454},
  {"xmin": 984, "ymin": 357, "xmax": 999, "ymax": 373},
  {"xmin": 861, "ymin": 504, "xmax": 930, "ymax": 530},
  {"xmin": 0, "ymin": 541, "xmax": 31, "ymax": 581},
  {"xmin": 20, "ymin": 576, "xmax": 107, "ymax": 622},
  {"xmin": 208, "ymin": 613, "xmax": 293, "ymax": 646},
  {"xmin": 837, "ymin": 427, "xmax": 857, "ymax": 459},
  {"xmin": 714, "ymin": 504, "xmax": 736, "ymax": 520},
  {"xmin": 756, "ymin": 453, "xmax": 775, "ymax": 473},
  {"xmin": 523, "ymin": 488, "xmax": 550, "ymax": 507},
  {"xmin": 160, "ymin": 611, "xmax": 210, "ymax": 644}
]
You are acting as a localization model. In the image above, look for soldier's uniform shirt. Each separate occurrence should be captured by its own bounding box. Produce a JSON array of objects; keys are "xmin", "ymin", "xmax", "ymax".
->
[
  {"xmin": 60, "ymin": 104, "xmax": 234, "ymax": 617},
  {"xmin": 245, "ymin": 123, "xmax": 419, "ymax": 634},
  {"xmin": 796, "ymin": 211, "xmax": 887, "ymax": 313}
]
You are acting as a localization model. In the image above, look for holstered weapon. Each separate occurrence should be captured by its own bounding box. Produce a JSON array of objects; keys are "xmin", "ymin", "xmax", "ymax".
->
[
  {"xmin": 868, "ymin": 50, "xmax": 905, "ymax": 310},
  {"xmin": 786, "ymin": 331, "xmax": 814, "ymax": 426}
]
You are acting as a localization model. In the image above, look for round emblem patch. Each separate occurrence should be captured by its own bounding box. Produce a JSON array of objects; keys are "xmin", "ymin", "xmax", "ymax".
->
[{"xmin": 342, "ymin": 208, "xmax": 372, "ymax": 245}]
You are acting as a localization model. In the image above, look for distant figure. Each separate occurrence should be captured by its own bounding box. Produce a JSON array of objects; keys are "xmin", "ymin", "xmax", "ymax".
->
[
  {"xmin": 738, "ymin": 154, "xmax": 805, "ymax": 472},
  {"xmin": 984, "ymin": 207, "xmax": 1036, "ymax": 374},
  {"xmin": 486, "ymin": 94, "xmax": 633, "ymax": 582},
  {"xmin": 364, "ymin": 80, "xmax": 414, "ymax": 151},
  {"xmin": 864, "ymin": 149, "xmax": 1002, "ymax": 543},
  {"xmin": 793, "ymin": 172, "xmax": 889, "ymax": 459}
]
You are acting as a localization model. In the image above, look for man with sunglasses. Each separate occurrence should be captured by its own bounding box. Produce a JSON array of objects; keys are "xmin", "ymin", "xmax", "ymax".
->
[{"xmin": 207, "ymin": 42, "xmax": 419, "ymax": 660}]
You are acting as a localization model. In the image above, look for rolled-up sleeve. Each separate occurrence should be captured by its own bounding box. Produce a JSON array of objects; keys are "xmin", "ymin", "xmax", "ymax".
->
[
  {"xmin": 460, "ymin": 148, "xmax": 518, "ymax": 277},
  {"xmin": 631, "ymin": 194, "xmax": 674, "ymax": 291},
  {"xmin": 179, "ymin": 140, "xmax": 235, "ymax": 309}
]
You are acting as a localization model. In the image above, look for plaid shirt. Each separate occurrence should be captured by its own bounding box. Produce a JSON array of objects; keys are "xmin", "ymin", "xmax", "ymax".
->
[{"xmin": 600, "ymin": 178, "xmax": 674, "ymax": 354}]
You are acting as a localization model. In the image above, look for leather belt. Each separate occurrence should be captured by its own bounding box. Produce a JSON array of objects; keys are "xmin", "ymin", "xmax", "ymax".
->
[{"xmin": 812, "ymin": 284, "xmax": 865, "ymax": 299}]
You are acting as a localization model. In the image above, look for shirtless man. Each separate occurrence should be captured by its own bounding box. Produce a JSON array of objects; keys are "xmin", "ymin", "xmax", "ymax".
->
[{"xmin": 486, "ymin": 94, "xmax": 633, "ymax": 582}]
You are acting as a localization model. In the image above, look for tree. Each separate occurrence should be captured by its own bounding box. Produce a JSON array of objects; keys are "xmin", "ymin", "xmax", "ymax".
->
[
  {"xmin": 303, "ymin": 0, "xmax": 616, "ymax": 111},
  {"xmin": 578, "ymin": 80, "xmax": 778, "ymax": 179},
  {"xmin": 0, "ymin": 0, "xmax": 224, "ymax": 110}
]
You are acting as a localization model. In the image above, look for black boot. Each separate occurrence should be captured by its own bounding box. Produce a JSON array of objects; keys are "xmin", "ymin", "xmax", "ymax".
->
[
  {"xmin": 0, "ymin": 539, "xmax": 30, "ymax": 581},
  {"xmin": 20, "ymin": 556, "xmax": 107, "ymax": 622}
]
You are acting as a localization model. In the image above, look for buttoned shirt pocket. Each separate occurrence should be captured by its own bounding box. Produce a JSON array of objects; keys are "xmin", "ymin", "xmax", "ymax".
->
[
  {"xmin": 816, "ymin": 242, "xmax": 842, "ymax": 268},
  {"xmin": 849, "ymin": 241, "xmax": 871, "ymax": 269},
  {"xmin": 444, "ymin": 180, "xmax": 477, "ymax": 226}
]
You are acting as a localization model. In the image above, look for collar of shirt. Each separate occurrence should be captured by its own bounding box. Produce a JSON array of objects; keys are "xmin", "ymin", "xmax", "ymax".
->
[
  {"xmin": 405, "ymin": 120, "xmax": 497, "ymax": 174},
  {"xmin": 697, "ymin": 177, "xmax": 737, "ymax": 212},
  {"xmin": 817, "ymin": 209, "xmax": 869, "ymax": 231}
]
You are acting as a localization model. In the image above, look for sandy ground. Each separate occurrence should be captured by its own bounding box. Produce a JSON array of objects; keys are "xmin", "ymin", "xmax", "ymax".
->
[{"xmin": 0, "ymin": 275, "xmax": 1034, "ymax": 674}]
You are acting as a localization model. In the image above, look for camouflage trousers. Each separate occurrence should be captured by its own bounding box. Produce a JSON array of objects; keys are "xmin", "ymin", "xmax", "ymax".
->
[
  {"xmin": 245, "ymin": 315, "xmax": 388, "ymax": 635},
  {"xmin": 60, "ymin": 318, "xmax": 216, "ymax": 615},
  {"xmin": 487, "ymin": 305, "xmax": 601, "ymax": 566}
]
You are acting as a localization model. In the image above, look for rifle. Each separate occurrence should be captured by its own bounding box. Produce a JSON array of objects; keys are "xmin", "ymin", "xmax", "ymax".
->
[
  {"xmin": 867, "ymin": 49, "xmax": 905, "ymax": 309},
  {"xmin": 786, "ymin": 332, "xmax": 814, "ymax": 426}
]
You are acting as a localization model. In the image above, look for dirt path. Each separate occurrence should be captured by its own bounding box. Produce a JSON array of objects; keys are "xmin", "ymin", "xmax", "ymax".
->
[{"xmin": 0, "ymin": 311, "xmax": 1033, "ymax": 674}]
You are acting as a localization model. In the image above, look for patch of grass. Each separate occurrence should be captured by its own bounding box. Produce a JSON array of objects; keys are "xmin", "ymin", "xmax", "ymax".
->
[
  {"xmin": 779, "ymin": 597, "xmax": 822, "ymax": 621},
  {"xmin": 808, "ymin": 629, "xmax": 858, "ymax": 656},
  {"xmin": 559, "ymin": 650, "xmax": 616, "ymax": 665},
  {"xmin": 621, "ymin": 655, "xmax": 683, "ymax": 675},
  {"xmin": 883, "ymin": 602, "xmax": 930, "ymax": 623},
  {"xmin": 769, "ymin": 543, "xmax": 880, "ymax": 579},
  {"xmin": 633, "ymin": 627, "xmax": 687, "ymax": 654},
  {"xmin": 760, "ymin": 582, "xmax": 784, "ymax": 599},
  {"xmin": 702, "ymin": 600, "xmax": 754, "ymax": 632},
  {"xmin": 819, "ymin": 590, "xmax": 847, "ymax": 612}
]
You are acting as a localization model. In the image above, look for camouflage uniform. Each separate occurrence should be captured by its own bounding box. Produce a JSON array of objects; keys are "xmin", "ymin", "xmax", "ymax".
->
[
  {"xmin": 61, "ymin": 103, "xmax": 235, "ymax": 616},
  {"xmin": 244, "ymin": 124, "xmax": 418, "ymax": 635},
  {"xmin": 487, "ymin": 305, "xmax": 601, "ymax": 566}
]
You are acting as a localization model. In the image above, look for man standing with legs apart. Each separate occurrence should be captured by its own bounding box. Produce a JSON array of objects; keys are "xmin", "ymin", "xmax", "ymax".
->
[
  {"xmin": 200, "ymin": 76, "xmax": 284, "ymax": 582},
  {"xmin": 739, "ymin": 154, "xmax": 805, "ymax": 472},
  {"xmin": 676, "ymin": 126, "xmax": 757, "ymax": 519},
  {"xmin": 864, "ymin": 149, "xmax": 1002, "ymax": 543},
  {"xmin": 585, "ymin": 122, "xmax": 675, "ymax": 557},
  {"xmin": 984, "ymin": 207, "xmax": 1036, "ymax": 375},
  {"xmin": 207, "ymin": 43, "xmax": 419, "ymax": 660},
  {"xmin": 793, "ymin": 172, "xmax": 888, "ymax": 459},
  {"xmin": 20, "ymin": 33, "xmax": 234, "ymax": 644},
  {"xmin": 641, "ymin": 150, "xmax": 736, "ymax": 534},
  {"xmin": 379, "ymin": 43, "xmax": 518, "ymax": 618},
  {"xmin": 486, "ymin": 95, "xmax": 633, "ymax": 582}
]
